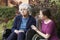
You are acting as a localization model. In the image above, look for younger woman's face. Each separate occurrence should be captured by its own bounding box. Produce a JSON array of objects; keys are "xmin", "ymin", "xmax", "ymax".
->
[{"xmin": 38, "ymin": 10, "xmax": 46, "ymax": 20}]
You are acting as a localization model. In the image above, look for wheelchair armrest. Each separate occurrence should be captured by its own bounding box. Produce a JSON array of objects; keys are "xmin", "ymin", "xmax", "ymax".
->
[
  {"xmin": 2, "ymin": 29, "xmax": 11, "ymax": 39},
  {"xmin": 25, "ymin": 29, "xmax": 36, "ymax": 40}
]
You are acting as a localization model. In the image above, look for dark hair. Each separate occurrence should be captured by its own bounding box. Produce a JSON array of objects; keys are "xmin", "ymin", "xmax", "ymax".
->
[
  {"xmin": 40, "ymin": 8, "xmax": 57, "ymax": 27},
  {"xmin": 40, "ymin": 8, "xmax": 52, "ymax": 19}
]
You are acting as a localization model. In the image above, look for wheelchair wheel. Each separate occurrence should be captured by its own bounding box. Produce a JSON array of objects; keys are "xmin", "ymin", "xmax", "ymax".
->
[
  {"xmin": 32, "ymin": 34, "xmax": 41, "ymax": 40},
  {"xmin": 32, "ymin": 34, "xmax": 47, "ymax": 40}
]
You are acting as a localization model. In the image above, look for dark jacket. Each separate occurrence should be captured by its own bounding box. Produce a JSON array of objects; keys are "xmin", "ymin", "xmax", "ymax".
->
[{"xmin": 11, "ymin": 15, "xmax": 36, "ymax": 32}]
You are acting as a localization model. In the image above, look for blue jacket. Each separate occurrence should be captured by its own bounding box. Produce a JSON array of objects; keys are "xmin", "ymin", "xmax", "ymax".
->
[{"xmin": 11, "ymin": 15, "xmax": 36, "ymax": 32}]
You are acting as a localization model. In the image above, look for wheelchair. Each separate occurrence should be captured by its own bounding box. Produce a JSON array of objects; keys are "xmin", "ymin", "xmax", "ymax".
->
[
  {"xmin": 2, "ymin": 29, "xmax": 36, "ymax": 40},
  {"xmin": 2, "ymin": 29, "xmax": 11, "ymax": 40},
  {"xmin": 3, "ymin": 29, "xmax": 60, "ymax": 40}
]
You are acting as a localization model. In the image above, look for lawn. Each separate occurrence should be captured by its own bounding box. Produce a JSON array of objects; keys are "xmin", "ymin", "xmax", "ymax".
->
[{"xmin": 0, "ymin": 23, "xmax": 4, "ymax": 40}]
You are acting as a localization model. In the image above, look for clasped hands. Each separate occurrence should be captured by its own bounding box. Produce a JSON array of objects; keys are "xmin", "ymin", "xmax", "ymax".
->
[
  {"xmin": 14, "ymin": 30, "xmax": 24, "ymax": 34},
  {"xmin": 14, "ymin": 25, "xmax": 38, "ymax": 34}
]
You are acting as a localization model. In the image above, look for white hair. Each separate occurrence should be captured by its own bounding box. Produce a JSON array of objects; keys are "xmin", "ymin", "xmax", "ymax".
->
[{"xmin": 19, "ymin": 3, "xmax": 32, "ymax": 15}]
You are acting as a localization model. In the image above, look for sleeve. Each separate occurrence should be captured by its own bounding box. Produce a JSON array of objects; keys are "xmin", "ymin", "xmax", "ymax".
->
[
  {"xmin": 30, "ymin": 18, "xmax": 36, "ymax": 29},
  {"xmin": 32, "ymin": 18, "xmax": 36, "ymax": 26},
  {"xmin": 46, "ymin": 22, "xmax": 55, "ymax": 34},
  {"xmin": 11, "ymin": 16, "xmax": 18, "ymax": 32}
]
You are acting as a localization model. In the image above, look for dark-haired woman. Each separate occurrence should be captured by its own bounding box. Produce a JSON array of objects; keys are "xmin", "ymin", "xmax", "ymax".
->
[{"xmin": 31, "ymin": 8, "xmax": 59, "ymax": 40}]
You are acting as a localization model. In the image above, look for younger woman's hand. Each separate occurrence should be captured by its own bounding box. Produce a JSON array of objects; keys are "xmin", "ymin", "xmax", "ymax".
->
[{"xmin": 31, "ymin": 25, "xmax": 38, "ymax": 31}]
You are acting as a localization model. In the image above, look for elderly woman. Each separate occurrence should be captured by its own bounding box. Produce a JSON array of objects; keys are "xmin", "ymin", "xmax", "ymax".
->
[{"xmin": 7, "ymin": 3, "xmax": 36, "ymax": 40}]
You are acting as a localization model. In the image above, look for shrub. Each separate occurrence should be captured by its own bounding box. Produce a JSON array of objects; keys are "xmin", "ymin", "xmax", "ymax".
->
[{"xmin": 0, "ymin": 6, "xmax": 16, "ymax": 22}]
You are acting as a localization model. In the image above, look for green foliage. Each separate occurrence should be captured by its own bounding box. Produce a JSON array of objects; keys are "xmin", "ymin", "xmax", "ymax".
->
[
  {"xmin": 6, "ymin": 19, "xmax": 14, "ymax": 29},
  {"xmin": 55, "ymin": 5, "xmax": 60, "ymax": 37},
  {"xmin": 0, "ymin": 7, "xmax": 16, "ymax": 20}
]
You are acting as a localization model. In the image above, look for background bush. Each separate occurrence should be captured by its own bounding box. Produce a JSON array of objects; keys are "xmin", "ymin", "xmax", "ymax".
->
[
  {"xmin": 0, "ymin": 7, "xmax": 16, "ymax": 22},
  {"xmin": 55, "ymin": 4, "xmax": 60, "ymax": 38}
]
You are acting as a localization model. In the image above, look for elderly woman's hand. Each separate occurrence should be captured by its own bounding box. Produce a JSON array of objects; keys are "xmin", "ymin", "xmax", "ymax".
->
[
  {"xmin": 14, "ymin": 30, "xmax": 19, "ymax": 34},
  {"xmin": 31, "ymin": 25, "xmax": 38, "ymax": 31},
  {"xmin": 19, "ymin": 30, "xmax": 24, "ymax": 32}
]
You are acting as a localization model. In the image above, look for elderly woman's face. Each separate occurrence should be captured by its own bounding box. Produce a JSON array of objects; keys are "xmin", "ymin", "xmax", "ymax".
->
[{"xmin": 19, "ymin": 8, "xmax": 28, "ymax": 16}]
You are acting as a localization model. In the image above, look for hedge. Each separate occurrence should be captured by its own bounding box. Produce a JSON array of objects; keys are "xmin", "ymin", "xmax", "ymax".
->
[{"xmin": 0, "ymin": 6, "xmax": 16, "ymax": 22}]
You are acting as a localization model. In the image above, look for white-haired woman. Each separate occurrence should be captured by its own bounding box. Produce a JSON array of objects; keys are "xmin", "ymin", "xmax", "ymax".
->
[{"xmin": 7, "ymin": 3, "xmax": 36, "ymax": 40}]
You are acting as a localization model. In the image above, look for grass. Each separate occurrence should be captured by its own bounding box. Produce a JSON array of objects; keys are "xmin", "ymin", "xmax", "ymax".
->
[
  {"xmin": 0, "ymin": 33, "xmax": 2, "ymax": 40},
  {"xmin": 0, "ymin": 19, "xmax": 14, "ymax": 40},
  {"xmin": 0, "ymin": 23, "xmax": 4, "ymax": 40}
]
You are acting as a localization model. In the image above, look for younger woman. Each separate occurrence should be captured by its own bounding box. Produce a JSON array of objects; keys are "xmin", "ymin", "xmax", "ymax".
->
[{"xmin": 31, "ymin": 8, "xmax": 59, "ymax": 40}]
